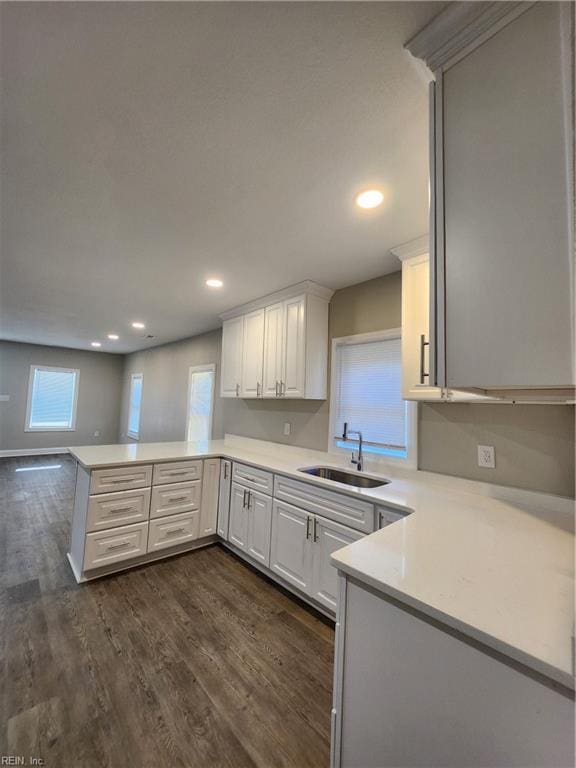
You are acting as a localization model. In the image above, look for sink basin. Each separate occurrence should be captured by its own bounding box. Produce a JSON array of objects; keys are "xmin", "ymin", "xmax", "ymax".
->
[{"xmin": 299, "ymin": 466, "xmax": 389, "ymax": 488}]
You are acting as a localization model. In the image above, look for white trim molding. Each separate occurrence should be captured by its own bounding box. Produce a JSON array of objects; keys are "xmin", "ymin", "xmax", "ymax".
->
[
  {"xmin": 405, "ymin": 1, "xmax": 535, "ymax": 73},
  {"xmin": 0, "ymin": 448, "xmax": 70, "ymax": 458},
  {"xmin": 390, "ymin": 235, "xmax": 429, "ymax": 263},
  {"xmin": 220, "ymin": 280, "xmax": 334, "ymax": 322}
]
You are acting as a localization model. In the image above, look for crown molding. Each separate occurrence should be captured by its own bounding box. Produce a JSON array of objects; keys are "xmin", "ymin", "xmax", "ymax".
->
[
  {"xmin": 390, "ymin": 235, "xmax": 429, "ymax": 262},
  {"xmin": 220, "ymin": 280, "xmax": 334, "ymax": 321},
  {"xmin": 405, "ymin": 2, "xmax": 535, "ymax": 73}
]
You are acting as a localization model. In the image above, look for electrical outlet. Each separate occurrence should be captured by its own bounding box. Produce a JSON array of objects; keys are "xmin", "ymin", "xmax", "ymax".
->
[
  {"xmin": 283, "ymin": 422, "xmax": 291, "ymax": 436},
  {"xmin": 477, "ymin": 445, "xmax": 495, "ymax": 468},
  {"xmin": 94, "ymin": 430, "xmax": 100, "ymax": 437}
]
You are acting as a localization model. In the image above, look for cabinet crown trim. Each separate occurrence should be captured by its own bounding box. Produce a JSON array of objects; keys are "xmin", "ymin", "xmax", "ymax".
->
[
  {"xmin": 405, "ymin": 1, "xmax": 534, "ymax": 72},
  {"xmin": 390, "ymin": 235, "xmax": 429, "ymax": 262},
  {"xmin": 219, "ymin": 281, "xmax": 334, "ymax": 321}
]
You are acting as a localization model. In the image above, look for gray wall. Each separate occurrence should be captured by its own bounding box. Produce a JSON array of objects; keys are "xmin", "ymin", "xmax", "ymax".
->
[
  {"xmin": 119, "ymin": 270, "xmax": 574, "ymax": 497},
  {"xmin": 0, "ymin": 340, "xmax": 123, "ymax": 451},
  {"xmin": 119, "ymin": 330, "xmax": 224, "ymax": 444}
]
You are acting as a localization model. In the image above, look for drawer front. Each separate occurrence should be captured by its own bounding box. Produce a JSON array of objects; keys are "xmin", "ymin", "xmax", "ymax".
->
[
  {"xmin": 150, "ymin": 480, "xmax": 201, "ymax": 520},
  {"xmin": 147, "ymin": 511, "xmax": 199, "ymax": 553},
  {"xmin": 87, "ymin": 488, "xmax": 151, "ymax": 532},
  {"xmin": 84, "ymin": 522, "xmax": 148, "ymax": 570},
  {"xmin": 90, "ymin": 465, "xmax": 152, "ymax": 495},
  {"xmin": 232, "ymin": 462, "xmax": 273, "ymax": 496},
  {"xmin": 377, "ymin": 505, "xmax": 409, "ymax": 528},
  {"xmin": 153, "ymin": 460, "xmax": 203, "ymax": 486},
  {"xmin": 273, "ymin": 474, "xmax": 375, "ymax": 533}
]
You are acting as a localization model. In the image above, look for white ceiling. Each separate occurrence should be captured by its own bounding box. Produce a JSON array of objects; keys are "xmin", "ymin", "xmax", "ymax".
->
[{"xmin": 0, "ymin": 2, "xmax": 441, "ymax": 354}]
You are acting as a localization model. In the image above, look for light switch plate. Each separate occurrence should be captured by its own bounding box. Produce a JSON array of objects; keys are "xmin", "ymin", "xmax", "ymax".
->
[
  {"xmin": 477, "ymin": 445, "xmax": 496, "ymax": 468},
  {"xmin": 283, "ymin": 422, "xmax": 291, "ymax": 436}
]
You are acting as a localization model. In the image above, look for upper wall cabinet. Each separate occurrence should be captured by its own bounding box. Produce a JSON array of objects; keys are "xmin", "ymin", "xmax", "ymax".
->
[
  {"xmin": 407, "ymin": 2, "xmax": 575, "ymax": 402},
  {"xmin": 220, "ymin": 282, "xmax": 333, "ymax": 400}
]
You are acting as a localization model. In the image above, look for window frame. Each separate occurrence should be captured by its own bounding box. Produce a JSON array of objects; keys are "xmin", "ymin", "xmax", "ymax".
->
[
  {"xmin": 25, "ymin": 364, "xmax": 80, "ymax": 432},
  {"xmin": 186, "ymin": 363, "xmax": 216, "ymax": 443},
  {"xmin": 127, "ymin": 372, "xmax": 144, "ymax": 441},
  {"xmin": 328, "ymin": 329, "xmax": 417, "ymax": 470}
]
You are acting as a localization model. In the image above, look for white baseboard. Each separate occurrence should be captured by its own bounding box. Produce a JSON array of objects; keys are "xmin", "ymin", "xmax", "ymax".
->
[{"xmin": 0, "ymin": 447, "xmax": 70, "ymax": 458}]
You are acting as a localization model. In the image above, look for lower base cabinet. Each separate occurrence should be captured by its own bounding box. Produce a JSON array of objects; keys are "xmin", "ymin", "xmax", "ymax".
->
[
  {"xmin": 229, "ymin": 481, "xmax": 273, "ymax": 567},
  {"xmin": 217, "ymin": 460, "xmax": 232, "ymax": 539},
  {"xmin": 270, "ymin": 499, "xmax": 362, "ymax": 610},
  {"xmin": 148, "ymin": 510, "xmax": 199, "ymax": 553}
]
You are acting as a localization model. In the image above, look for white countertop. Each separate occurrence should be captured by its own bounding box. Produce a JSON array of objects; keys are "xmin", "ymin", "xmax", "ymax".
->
[{"xmin": 69, "ymin": 436, "xmax": 575, "ymax": 690}]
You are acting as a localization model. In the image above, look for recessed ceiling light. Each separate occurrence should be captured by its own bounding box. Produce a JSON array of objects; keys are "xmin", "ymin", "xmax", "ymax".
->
[
  {"xmin": 131, "ymin": 322, "xmax": 145, "ymax": 329},
  {"xmin": 107, "ymin": 334, "xmax": 119, "ymax": 340},
  {"xmin": 206, "ymin": 278, "xmax": 223, "ymax": 288},
  {"xmin": 91, "ymin": 341, "xmax": 102, "ymax": 348},
  {"xmin": 355, "ymin": 189, "xmax": 384, "ymax": 209}
]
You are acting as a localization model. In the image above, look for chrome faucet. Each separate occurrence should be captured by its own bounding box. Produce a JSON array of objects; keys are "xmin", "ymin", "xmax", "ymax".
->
[{"xmin": 342, "ymin": 422, "xmax": 363, "ymax": 472}]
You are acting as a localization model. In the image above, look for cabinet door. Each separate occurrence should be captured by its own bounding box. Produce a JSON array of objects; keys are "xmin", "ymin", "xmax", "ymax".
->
[
  {"xmin": 241, "ymin": 308, "xmax": 265, "ymax": 398},
  {"xmin": 199, "ymin": 458, "xmax": 220, "ymax": 537},
  {"xmin": 217, "ymin": 460, "xmax": 232, "ymax": 540},
  {"xmin": 282, "ymin": 295, "xmax": 306, "ymax": 398},
  {"xmin": 270, "ymin": 500, "xmax": 313, "ymax": 594},
  {"xmin": 221, "ymin": 317, "xmax": 244, "ymax": 397},
  {"xmin": 246, "ymin": 489, "xmax": 273, "ymax": 567},
  {"xmin": 228, "ymin": 482, "xmax": 248, "ymax": 551},
  {"xmin": 262, "ymin": 302, "xmax": 285, "ymax": 398},
  {"xmin": 401, "ymin": 256, "xmax": 444, "ymax": 402},
  {"xmin": 439, "ymin": 3, "xmax": 572, "ymax": 389},
  {"xmin": 311, "ymin": 516, "xmax": 362, "ymax": 612}
]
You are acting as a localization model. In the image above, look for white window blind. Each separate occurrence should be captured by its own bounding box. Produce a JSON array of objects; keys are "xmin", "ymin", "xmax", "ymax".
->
[
  {"xmin": 127, "ymin": 374, "xmax": 143, "ymax": 439},
  {"xmin": 26, "ymin": 366, "xmax": 79, "ymax": 431},
  {"xmin": 334, "ymin": 337, "xmax": 406, "ymax": 450},
  {"xmin": 186, "ymin": 366, "xmax": 215, "ymax": 442}
]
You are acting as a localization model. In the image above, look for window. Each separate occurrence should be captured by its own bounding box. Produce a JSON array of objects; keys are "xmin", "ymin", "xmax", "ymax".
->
[
  {"xmin": 186, "ymin": 364, "xmax": 215, "ymax": 442},
  {"xmin": 127, "ymin": 373, "xmax": 143, "ymax": 440},
  {"xmin": 330, "ymin": 330, "xmax": 415, "ymax": 465},
  {"xmin": 26, "ymin": 365, "xmax": 79, "ymax": 432}
]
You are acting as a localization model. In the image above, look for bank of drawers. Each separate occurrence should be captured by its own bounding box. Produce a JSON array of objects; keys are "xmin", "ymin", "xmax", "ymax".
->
[{"xmin": 84, "ymin": 460, "xmax": 204, "ymax": 570}]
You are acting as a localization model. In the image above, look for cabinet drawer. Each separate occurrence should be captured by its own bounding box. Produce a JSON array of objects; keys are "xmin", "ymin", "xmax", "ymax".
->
[
  {"xmin": 377, "ymin": 505, "xmax": 409, "ymax": 528},
  {"xmin": 87, "ymin": 488, "xmax": 151, "ymax": 532},
  {"xmin": 147, "ymin": 511, "xmax": 199, "ymax": 553},
  {"xmin": 84, "ymin": 522, "xmax": 148, "ymax": 570},
  {"xmin": 150, "ymin": 480, "xmax": 201, "ymax": 520},
  {"xmin": 90, "ymin": 465, "xmax": 152, "ymax": 495},
  {"xmin": 232, "ymin": 462, "xmax": 273, "ymax": 496},
  {"xmin": 274, "ymin": 474, "xmax": 375, "ymax": 533},
  {"xmin": 153, "ymin": 460, "xmax": 203, "ymax": 485}
]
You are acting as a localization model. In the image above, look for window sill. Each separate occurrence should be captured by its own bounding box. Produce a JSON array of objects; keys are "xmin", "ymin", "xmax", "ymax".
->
[{"xmin": 25, "ymin": 426, "xmax": 76, "ymax": 432}]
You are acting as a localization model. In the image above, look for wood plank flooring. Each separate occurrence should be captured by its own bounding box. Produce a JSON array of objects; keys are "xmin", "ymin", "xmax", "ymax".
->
[{"xmin": 0, "ymin": 455, "xmax": 334, "ymax": 768}]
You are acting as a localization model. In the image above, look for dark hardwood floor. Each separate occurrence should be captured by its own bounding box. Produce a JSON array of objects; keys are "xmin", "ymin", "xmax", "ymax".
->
[{"xmin": 0, "ymin": 455, "xmax": 334, "ymax": 768}]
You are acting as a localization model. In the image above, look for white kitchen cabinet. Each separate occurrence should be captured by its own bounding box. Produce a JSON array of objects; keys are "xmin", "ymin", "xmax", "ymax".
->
[
  {"xmin": 217, "ymin": 459, "xmax": 232, "ymax": 540},
  {"xmin": 220, "ymin": 281, "xmax": 333, "ymax": 399},
  {"xmin": 228, "ymin": 482, "xmax": 249, "ymax": 551},
  {"xmin": 408, "ymin": 3, "xmax": 574, "ymax": 399},
  {"xmin": 199, "ymin": 458, "xmax": 220, "ymax": 538},
  {"xmin": 270, "ymin": 499, "xmax": 313, "ymax": 594},
  {"xmin": 240, "ymin": 308, "xmax": 265, "ymax": 397},
  {"xmin": 311, "ymin": 516, "xmax": 362, "ymax": 611},
  {"xmin": 395, "ymin": 243, "xmax": 500, "ymax": 403},
  {"xmin": 263, "ymin": 301, "xmax": 285, "ymax": 397},
  {"xmin": 282, "ymin": 294, "xmax": 306, "ymax": 398},
  {"xmin": 246, "ymin": 488, "xmax": 273, "ymax": 567},
  {"xmin": 221, "ymin": 315, "xmax": 244, "ymax": 397}
]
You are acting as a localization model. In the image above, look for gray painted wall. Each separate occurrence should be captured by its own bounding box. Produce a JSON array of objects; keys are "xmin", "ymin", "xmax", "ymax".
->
[
  {"xmin": 0, "ymin": 340, "xmax": 123, "ymax": 451},
  {"xmin": 115, "ymin": 270, "xmax": 574, "ymax": 497},
  {"xmin": 119, "ymin": 330, "xmax": 224, "ymax": 444}
]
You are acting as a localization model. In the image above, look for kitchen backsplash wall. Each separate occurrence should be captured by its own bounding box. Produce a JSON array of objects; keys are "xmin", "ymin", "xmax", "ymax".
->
[{"xmin": 118, "ymin": 270, "xmax": 574, "ymax": 497}]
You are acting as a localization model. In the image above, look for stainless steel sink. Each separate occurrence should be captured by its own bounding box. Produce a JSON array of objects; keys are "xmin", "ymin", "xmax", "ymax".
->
[{"xmin": 298, "ymin": 466, "xmax": 389, "ymax": 488}]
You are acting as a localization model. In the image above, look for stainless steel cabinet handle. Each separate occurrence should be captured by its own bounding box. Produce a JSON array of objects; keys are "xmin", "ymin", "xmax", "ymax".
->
[
  {"xmin": 242, "ymin": 489, "xmax": 248, "ymax": 508},
  {"xmin": 306, "ymin": 516, "xmax": 311, "ymax": 540},
  {"xmin": 281, "ymin": 381, "xmax": 286, "ymax": 397},
  {"xmin": 275, "ymin": 381, "xmax": 280, "ymax": 397},
  {"xmin": 313, "ymin": 517, "xmax": 318, "ymax": 542},
  {"xmin": 224, "ymin": 462, "xmax": 229, "ymax": 480},
  {"xmin": 166, "ymin": 526, "xmax": 186, "ymax": 535},
  {"xmin": 246, "ymin": 490, "xmax": 252, "ymax": 509},
  {"xmin": 109, "ymin": 505, "xmax": 133, "ymax": 514},
  {"xmin": 419, "ymin": 334, "xmax": 430, "ymax": 384},
  {"xmin": 167, "ymin": 469, "xmax": 189, "ymax": 476},
  {"xmin": 168, "ymin": 495, "xmax": 188, "ymax": 503},
  {"xmin": 236, "ymin": 383, "xmax": 240, "ymax": 397},
  {"xmin": 107, "ymin": 541, "xmax": 129, "ymax": 550},
  {"xmin": 256, "ymin": 381, "xmax": 261, "ymax": 397}
]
